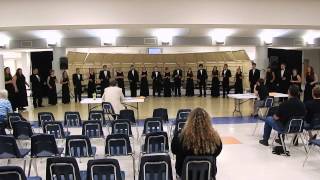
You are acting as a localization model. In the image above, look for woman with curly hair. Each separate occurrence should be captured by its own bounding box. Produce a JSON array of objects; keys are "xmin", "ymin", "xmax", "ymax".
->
[{"xmin": 171, "ymin": 107, "xmax": 222, "ymax": 179}]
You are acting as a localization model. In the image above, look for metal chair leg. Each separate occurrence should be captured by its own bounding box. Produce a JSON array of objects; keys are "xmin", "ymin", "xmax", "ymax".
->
[
  {"xmin": 298, "ymin": 134, "xmax": 308, "ymax": 153},
  {"xmin": 303, "ymin": 145, "xmax": 314, "ymax": 167},
  {"xmin": 280, "ymin": 135, "xmax": 288, "ymax": 156}
]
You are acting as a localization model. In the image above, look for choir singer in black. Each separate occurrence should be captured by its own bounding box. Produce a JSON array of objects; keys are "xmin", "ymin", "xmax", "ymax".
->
[
  {"xmin": 127, "ymin": 64, "xmax": 139, "ymax": 97},
  {"xmin": 152, "ymin": 66, "xmax": 162, "ymax": 97},
  {"xmin": 72, "ymin": 68, "xmax": 83, "ymax": 103},
  {"xmin": 99, "ymin": 65, "xmax": 111, "ymax": 95},
  {"xmin": 173, "ymin": 64, "xmax": 183, "ymax": 96},
  {"xmin": 249, "ymin": 62, "xmax": 260, "ymax": 93},
  {"xmin": 197, "ymin": 64, "xmax": 208, "ymax": 97},
  {"xmin": 30, "ymin": 68, "xmax": 43, "ymax": 108},
  {"xmin": 222, "ymin": 64, "xmax": 232, "ymax": 98}
]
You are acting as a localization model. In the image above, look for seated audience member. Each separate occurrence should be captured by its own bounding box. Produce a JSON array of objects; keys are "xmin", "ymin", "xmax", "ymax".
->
[
  {"xmin": 0, "ymin": 90, "xmax": 13, "ymax": 125},
  {"xmin": 171, "ymin": 107, "xmax": 222, "ymax": 178},
  {"xmin": 101, "ymin": 80, "xmax": 125, "ymax": 114},
  {"xmin": 259, "ymin": 85, "xmax": 306, "ymax": 146},
  {"xmin": 304, "ymin": 86, "xmax": 320, "ymax": 140},
  {"xmin": 253, "ymin": 78, "xmax": 269, "ymax": 116}
]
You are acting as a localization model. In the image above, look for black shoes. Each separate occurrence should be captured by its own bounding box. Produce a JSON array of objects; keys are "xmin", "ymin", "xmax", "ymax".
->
[{"xmin": 259, "ymin": 140, "xmax": 269, "ymax": 146}]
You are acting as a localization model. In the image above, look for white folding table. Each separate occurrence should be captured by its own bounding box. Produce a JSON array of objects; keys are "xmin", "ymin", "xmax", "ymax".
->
[{"xmin": 228, "ymin": 94, "xmax": 257, "ymax": 117}]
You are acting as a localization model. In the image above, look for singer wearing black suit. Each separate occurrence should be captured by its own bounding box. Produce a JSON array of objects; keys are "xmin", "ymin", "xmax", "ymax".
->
[
  {"xmin": 127, "ymin": 65, "xmax": 139, "ymax": 97},
  {"xmin": 99, "ymin": 65, "xmax": 111, "ymax": 95},
  {"xmin": 72, "ymin": 68, "xmax": 83, "ymax": 103},
  {"xmin": 197, "ymin": 64, "xmax": 208, "ymax": 97},
  {"xmin": 152, "ymin": 68, "xmax": 162, "ymax": 97},
  {"xmin": 222, "ymin": 64, "xmax": 232, "ymax": 98},
  {"xmin": 249, "ymin": 62, "xmax": 260, "ymax": 93},
  {"xmin": 277, "ymin": 63, "xmax": 291, "ymax": 95},
  {"xmin": 30, "ymin": 68, "xmax": 43, "ymax": 108},
  {"xmin": 173, "ymin": 66, "xmax": 183, "ymax": 96}
]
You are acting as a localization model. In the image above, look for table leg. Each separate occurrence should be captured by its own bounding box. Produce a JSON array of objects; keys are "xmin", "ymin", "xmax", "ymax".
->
[{"xmin": 136, "ymin": 102, "xmax": 140, "ymax": 139}]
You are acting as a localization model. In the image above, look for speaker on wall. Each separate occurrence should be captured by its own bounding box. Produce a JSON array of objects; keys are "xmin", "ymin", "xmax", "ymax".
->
[{"xmin": 60, "ymin": 57, "xmax": 68, "ymax": 70}]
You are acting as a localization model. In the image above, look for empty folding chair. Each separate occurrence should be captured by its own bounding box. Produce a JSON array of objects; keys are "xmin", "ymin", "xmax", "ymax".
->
[
  {"xmin": 111, "ymin": 119, "xmax": 133, "ymax": 137},
  {"xmin": 142, "ymin": 132, "xmax": 169, "ymax": 154},
  {"xmin": 12, "ymin": 121, "xmax": 34, "ymax": 140},
  {"xmin": 65, "ymin": 135, "xmax": 96, "ymax": 158},
  {"xmin": 105, "ymin": 134, "xmax": 135, "ymax": 180},
  {"xmin": 172, "ymin": 118, "xmax": 187, "ymax": 136},
  {"xmin": 176, "ymin": 109, "xmax": 191, "ymax": 121},
  {"xmin": 29, "ymin": 134, "xmax": 64, "ymax": 176},
  {"xmin": 142, "ymin": 118, "xmax": 163, "ymax": 135},
  {"xmin": 119, "ymin": 109, "xmax": 136, "ymax": 124},
  {"xmin": 252, "ymin": 97, "xmax": 274, "ymax": 135},
  {"xmin": 181, "ymin": 156, "xmax": 216, "ymax": 180},
  {"xmin": 38, "ymin": 112, "xmax": 55, "ymax": 127},
  {"xmin": 89, "ymin": 110, "xmax": 106, "ymax": 125},
  {"xmin": 153, "ymin": 108, "xmax": 169, "ymax": 122},
  {"xmin": 7, "ymin": 113, "xmax": 24, "ymax": 129},
  {"xmin": 87, "ymin": 158, "xmax": 125, "ymax": 180},
  {"xmin": 138, "ymin": 153, "xmax": 173, "ymax": 180},
  {"xmin": 0, "ymin": 135, "xmax": 30, "ymax": 171},
  {"xmin": 102, "ymin": 102, "xmax": 119, "ymax": 121},
  {"xmin": 0, "ymin": 166, "xmax": 41, "ymax": 180},
  {"xmin": 64, "ymin": 111, "xmax": 82, "ymax": 127},
  {"xmin": 42, "ymin": 121, "xmax": 67, "ymax": 139},
  {"xmin": 304, "ymin": 113, "xmax": 320, "ymax": 138},
  {"xmin": 271, "ymin": 118, "xmax": 307, "ymax": 156},
  {"xmin": 46, "ymin": 157, "xmax": 84, "ymax": 180},
  {"xmin": 82, "ymin": 120, "xmax": 104, "ymax": 138}
]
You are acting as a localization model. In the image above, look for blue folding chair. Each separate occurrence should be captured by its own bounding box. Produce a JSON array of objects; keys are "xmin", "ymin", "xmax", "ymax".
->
[
  {"xmin": 82, "ymin": 120, "xmax": 104, "ymax": 138},
  {"xmin": 46, "ymin": 157, "xmax": 85, "ymax": 180},
  {"xmin": 111, "ymin": 119, "xmax": 133, "ymax": 137},
  {"xmin": 142, "ymin": 118, "xmax": 163, "ymax": 135},
  {"xmin": 87, "ymin": 158, "xmax": 125, "ymax": 180},
  {"xmin": 65, "ymin": 135, "xmax": 96, "ymax": 158},
  {"xmin": 38, "ymin": 112, "xmax": 55, "ymax": 127},
  {"xmin": 142, "ymin": 132, "xmax": 169, "ymax": 154},
  {"xmin": 42, "ymin": 121, "xmax": 68, "ymax": 139},
  {"xmin": 153, "ymin": 108, "xmax": 169, "ymax": 122},
  {"xmin": 64, "ymin": 111, "xmax": 82, "ymax": 127},
  {"xmin": 12, "ymin": 121, "xmax": 34, "ymax": 140},
  {"xmin": 181, "ymin": 156, "xmax": 216, "ymax": 180},
  {"xmin": 102, "ymin": 102, "xmax": 119, "ymax": 121},
  {"xmin": 89, "ymin": 110, "xmax": 106, "ymax": 125},
  {"xmin": 0, "ymin": 166, "xmax": 41, "ymax": 180}
]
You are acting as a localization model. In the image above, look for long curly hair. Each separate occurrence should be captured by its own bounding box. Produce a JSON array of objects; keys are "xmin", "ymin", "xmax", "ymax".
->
[{"xmin": 180, "ymin": 107, "xmax": 222, "ymax": 155}]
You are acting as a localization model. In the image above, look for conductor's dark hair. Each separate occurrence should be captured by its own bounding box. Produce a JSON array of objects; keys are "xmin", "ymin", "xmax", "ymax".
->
[
  {"xmin": 110, "ymin": 80, "xmax": 117, "ymax": 86},
  {"xmin": 199, "ymin": 64, "xmax": 203, "ymax": 67},
  {"xmin": 288, "ymin": 85, "xmax": 300, "ymax": 98}
]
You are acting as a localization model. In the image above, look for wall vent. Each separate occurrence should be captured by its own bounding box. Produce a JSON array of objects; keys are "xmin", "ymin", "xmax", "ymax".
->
[
  {"xmin": 144, "ymin": 37, "xmax": 157, "ymax": 45},
  {"xmin": 293, "ymin": 39, "xmax": 304, "ymax": 46},
  {"xmin": 20, "ymin": 40, "xmax": 33, "ymax": 48}
]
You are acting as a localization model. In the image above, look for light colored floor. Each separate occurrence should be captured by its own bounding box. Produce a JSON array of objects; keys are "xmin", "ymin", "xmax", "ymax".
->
[{"xmin": 7, "ymin": 97, "xmax": 320, "ymax": 180}]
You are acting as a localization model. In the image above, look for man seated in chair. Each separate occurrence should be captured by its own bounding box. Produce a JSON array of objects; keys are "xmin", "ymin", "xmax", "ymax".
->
[
  {"xmin": 102, "ymin": 80, "xmax": 125, "ymax": 115},
  {"xmin": 304, "ymin": 85, "xmax": 320, "ymax": 141},
  {"xmin": 253, "ymin": 78, "xmax": 269, "ymax": 116},
  {"xmin": 259, "ymin": 85, "xmax": 306, "ymax": 146}
]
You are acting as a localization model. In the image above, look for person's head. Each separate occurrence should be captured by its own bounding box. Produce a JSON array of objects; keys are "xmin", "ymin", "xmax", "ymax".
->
[
  {"xmin": 33, "ymin": 68, "xmax": 38, "ymax": 74},
  {"xmin": 312, "ymin": 86, "xmax": 320, "ymax": 99},
  {"xmin": 49, "ymin": 69, "xmax": 55, "ymax": 75},
  {"xmin": 0, "ymin": 90, "xmax": 8, "ymax": 100},
  {"xmin": 142, "ymin": 66, "xmax": 147, "ymax": 71},
  {"xmin": 4, "ymin": 67, "xmax": 11, "ymax": 75},
  {"xmin": 188, "ymin": 67, "xmax": 192, "ymax": 71},
  {"xmin": 62, "ymin": 71, "xmax": 68, "ymax": 78},
  {"xmin": 223, "ymin": 64, "xmax": 228, "ymax": 69},
  {"xmin": 292, "ymin": 69, "xmax": 298, "ymax": 76},
  {"xmin": 181, "ymin": 108, "xmax": 221, "ymax": 155},
  {"xmin": 307, "ymin": 66, "xmax": 314, "ymax": 75},
  {"xmin": 103, "ymin": 65, "xmax": 108, "ymax": 70},
  {"xmin": 256, "ymin": 78, "xmax": 265, "ymax": 86},
  {"xmin": 154, "ymin": 66, "xmax": 158, "ymax": 71},
  {"xmin": 198, "ymin": 64, "xmax": 203, "ymax": 69},
  {"xmin": 252, "ymin": 62, "xmax": 256, "ymax": 69},
  {"xmin": 165, "ymin": 67, "xmax": 169, "ymax": 71},
  {"xmin": 237, "ymin": 66, "xmax": 241, "ymax": 73},
  {"xmin": 281, "ymin": 63, "xmax": 286, "ymax": 70},
  {"xmin": 76, "ymin": 68, "xmax": 80, "ymax": 74},
  {"xmin": 288, "ymin": 85, "xmax": 300, "ymax": 98},
  {"xmin": 16, "ymin": 68, "xmax": 23, "ymax": 76},
  {"xmin": 213, "ymin": 66, "xmax": 217, "ymax": 71},
  {"xmin": 89, "ymin": 68, "xmax": 94, "ymax": 74},
  {"xmin": 109, "ymin": 80, "xmax": 117, "ymax": 87},
  {"xmin": 130, "ymin": 64, "xmax": 135, "ymax": 70},
  {"xmin": 267, "ymin": 66, "xmax": 271, "ymax": 72}
]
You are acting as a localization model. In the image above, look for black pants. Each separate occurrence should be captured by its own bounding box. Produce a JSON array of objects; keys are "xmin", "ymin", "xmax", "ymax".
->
[
  {"xmin": 74, "ymin": 88, "xmax": 82, "ymax": 102},
  {"xmin": 222, "ymin": 81, "xmax": 229, "ymax": 97},
  {"xmin": 153, "ymin": 82, "xmax": 161, "ymax": 96},
  {"xmin": 250, "ymin": 83, "xmax": 255, "ymax": 93},
  {"xmin": 199, "ymin": 81, "xmax": 206, "ymax": 96},
  {"xmin": 32, "ymin": 91, "xmax": 42, "ymax": 107},
  {"xmin": 130, "ymin": 82, "xmax": 137, "ymax": 97},
  {"xmin": 174, "ymin": 81, "xmax": 181, "ymax": 96}
]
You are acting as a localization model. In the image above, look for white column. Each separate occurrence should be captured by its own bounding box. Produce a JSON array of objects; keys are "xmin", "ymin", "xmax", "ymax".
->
[
  {"xmin": 255, "ymin": 46, "xmax": 269, "ymax": 78},
  {"xmin": 0, "ymin": 54, "xmax": 4, "ymax": 90},
  {"xmin": 52, "ymin": 47, "xmax": 66, "ymax": 95}
]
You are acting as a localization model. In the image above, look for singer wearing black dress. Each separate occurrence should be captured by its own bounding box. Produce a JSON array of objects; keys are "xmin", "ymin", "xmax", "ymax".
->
[
  {"xmin": 13, "ymin": 68, "xmax": 29, "ymax": 110},
  {"xmin": 185, "ymin": 68, "xmax": 194, "ymax": 97},
  {"xmin": 211, "ymin": 66, "xmax": 220, "ymax": 97},
  {"xmin": 4, "ymin": 67, "xmax": 16, "ymax": 111},
  {"xmin": 140, "ymin": 67, "xmax": 149, "ymax": 97},
  {"xmin": 87, "ymin": 68, "xmax": 96, "ymax": 98},
  {"xmin": 115, "ymin": 68, "xmax": 125, "ymax": 96},
  {"xmin": 265, "ymin": 67, "xmax": 276, "ymax": 92},
  {"xmin": 304, "ymin": 66, "xmax": 318, "ymax": 102},
  {"xmin": 234, "ymin": 67, "xmax": 243, "ymax": 94},
  {"xmin": 47, "ymin": 69, "xmax": 58, "ymax": 105},
  {"xmin": 290, "ymin": 69, "xmax": 302, "ymax": 91},
  {"xmin": 163, "ymin": 67, "xmax": 171, "ymax": 97},
  {"xmin": 222, "ymin": 64, "xmax": 232, "ymax": 98},
  {"xmin": 61, "ymin": 70, "xmax": 70, "ymax": 104}
]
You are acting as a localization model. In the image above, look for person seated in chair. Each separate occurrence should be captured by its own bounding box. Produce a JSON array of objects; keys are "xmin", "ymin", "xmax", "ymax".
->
[
  {"xmin": 304, "ymin": 85, "xmax": 320, "ymax": 140},
  {"xmin": 0, "ymin": 90, "xmax": 13, "ymax": 125},
  {"xmin": 253, "ymin": 78, "xmax": 269, "ymax": 116},
  {"xmin": 101, "ymin": 80, "xmax": 125, "ymax": 115},
  {"xmin": 171, "ymin": 107, "xmax": 222, "ymax": 178},
  {"xmin": 259, "ymin": 85, "xmax": 306, "ymax": 146}
]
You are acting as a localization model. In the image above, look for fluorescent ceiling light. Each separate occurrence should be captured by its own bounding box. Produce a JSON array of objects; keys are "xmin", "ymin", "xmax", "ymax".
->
[
  {"xmin": 209, "ymin": 29, "xmax": 234, "ymax": 44},
  {"xmin": 90, "ymin": 29, "xmax": 119, "ymax": 46},
  {"xmin": 259, "ymin": 29, "xmax": 289, "ymax": 45},
  {"xmin": 153, "ymin": 29, "xmax": 179, "ymax": 45},
  {"xmin": 303, "ymin": 30, "xmax": 320, "ymax": 45},
  {"xmin": 35, "ymin": 30, "xmax": 62, "ymax": 46},
  {"xmin": 0, "ymin": 34, "xmax": 10, "ymax": 47}
]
